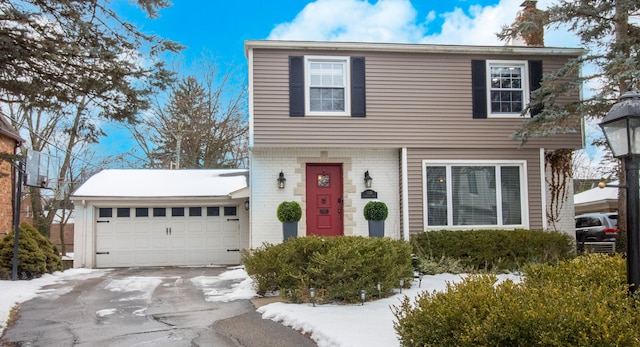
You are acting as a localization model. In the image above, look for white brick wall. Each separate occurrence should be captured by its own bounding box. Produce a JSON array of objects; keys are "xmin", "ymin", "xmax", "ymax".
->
[
  {"xmin": 544, "ymin": 163, "xmax": 576, "ymax": 238},
  {"xmin": 250, "ymin": 148, "xmax": 400, "ymax": 248}
]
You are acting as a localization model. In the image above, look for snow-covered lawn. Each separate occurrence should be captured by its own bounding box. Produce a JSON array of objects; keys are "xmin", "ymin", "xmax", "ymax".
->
[{"xmin": 0, "ymin": 267, "xmax": 520, "ymax": 347}]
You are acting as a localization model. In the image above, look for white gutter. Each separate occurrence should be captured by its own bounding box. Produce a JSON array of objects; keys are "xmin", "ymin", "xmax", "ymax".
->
[
  {"xmin": 244, "ymin": 40, "xmax": 585, "ymax": 57},
  {"xmin": 540, "ymin": 148, "xmax": 548, "ymax": 230}
]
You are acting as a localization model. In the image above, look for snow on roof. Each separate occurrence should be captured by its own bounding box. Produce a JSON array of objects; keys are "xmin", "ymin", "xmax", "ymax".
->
[
  {"xmin": 574, "ymin": 181, "xmax": 618, "ymax": 205},
  {"xmin": 71, "ymin": 169, "xmax": 249, "ymax": 198}
]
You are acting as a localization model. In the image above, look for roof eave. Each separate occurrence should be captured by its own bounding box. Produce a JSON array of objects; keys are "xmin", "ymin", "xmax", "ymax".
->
[{"xmin": 244, "ymin": 39, "xmax": 586, "ymax": 57}]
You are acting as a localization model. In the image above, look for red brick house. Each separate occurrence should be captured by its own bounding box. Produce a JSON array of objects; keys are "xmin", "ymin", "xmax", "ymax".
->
[{"xmin": 0, "ymin": 112, "xmax": 24, "ymax": 236}]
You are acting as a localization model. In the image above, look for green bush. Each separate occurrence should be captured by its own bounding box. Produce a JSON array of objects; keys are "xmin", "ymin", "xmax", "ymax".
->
[
  {"xmin": 393, "ymin": 254, "xmax": 640, "ymax": 347},
  {"xmin": 242, "ymin": 236, "xmax": 413, "ymax": 304},
  {"xmin": 0, "ymin": 222, "xmax": 63, "ymax": 279},
  {"xmin": 363, "ymin": 201, "xmax": 388, "ymax": 221},
  {"xmin": 411, "ymin": 229, "xmax": 574, "ymax": 272},
  {"xmin": 276, "ymin": 201, "xmax": 302, "ymax": 222}
]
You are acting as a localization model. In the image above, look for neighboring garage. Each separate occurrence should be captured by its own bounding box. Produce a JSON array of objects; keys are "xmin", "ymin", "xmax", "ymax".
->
[{"xmin": 71, "ymin": 169, "xmax": 250, "ymax": 268}]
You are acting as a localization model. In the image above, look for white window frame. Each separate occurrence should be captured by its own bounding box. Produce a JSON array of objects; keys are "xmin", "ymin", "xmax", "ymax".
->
[
  {"xmin": 486, "ymin": 60, "xmax": 530, "ymax": 118},
  {"xmin": 422, "ymin": 160, "xmax": 529, "ymax": 230},
  {"xmin": 304, "ymin": 55, "xmax": 351, "ymax": 116}
]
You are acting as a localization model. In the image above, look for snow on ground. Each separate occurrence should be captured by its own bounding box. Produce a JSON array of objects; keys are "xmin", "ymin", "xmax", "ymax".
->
[{"xmin": 0, "ymin": 267, "xmax": 521, "ymax": 346}]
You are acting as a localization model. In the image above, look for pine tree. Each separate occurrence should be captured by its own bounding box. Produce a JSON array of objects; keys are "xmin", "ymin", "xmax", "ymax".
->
[
  {"xmin": 0, "ymin": 0, "xmax": 181, "ymax": 121},
  {"xmin": 499, "ymin": 0, "xmax": 640, "ymax": 242}
]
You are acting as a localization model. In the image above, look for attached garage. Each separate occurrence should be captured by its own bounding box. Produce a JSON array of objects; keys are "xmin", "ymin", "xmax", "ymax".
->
[{"xmin": 71, "ymin": 169, "xmax": 250, "ymax": 268}]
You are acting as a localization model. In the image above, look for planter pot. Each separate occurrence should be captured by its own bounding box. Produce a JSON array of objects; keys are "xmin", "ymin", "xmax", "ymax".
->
[
  {"xmin": 368, "ymin": 220, "xmax": 385, "ymax": 238},
  {"xmin": 283, "ymin": 221, "xmax": 298, "ymax": 241}
]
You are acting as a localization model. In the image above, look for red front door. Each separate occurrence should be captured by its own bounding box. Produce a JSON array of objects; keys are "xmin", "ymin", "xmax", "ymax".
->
[{"xmin": 306, "ymin": 164, "xmax": 343, "ymax": 236}]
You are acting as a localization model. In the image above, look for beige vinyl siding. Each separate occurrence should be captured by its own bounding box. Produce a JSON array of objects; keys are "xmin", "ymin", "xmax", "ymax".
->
[
  {"xmin": 251, "ymin": 48, "xmax": 581, "ymax": 150},
  {"xmin": 406, "ymin": 148, "xmax": 544, "ymax": 233}
]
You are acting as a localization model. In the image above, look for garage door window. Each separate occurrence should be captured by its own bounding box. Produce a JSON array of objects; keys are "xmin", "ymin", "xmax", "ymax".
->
[
  {"xmin": 172, "ymin": 207, "xmax": 185, "ymax": 217},
  {"xmin": 136, "ymin": 208, "xmax": 148, "ymax": 217},
  {"xmin": 207, "ymin": 207, "xmax": 220, "ymax": 216},
  {"xmin": 153, "ymin": 208, "xmax": 166, "ymax": 217},
  {"xmin": 189, "ymin": 207, "xmax": 202, "ymax": 216},
  {"xmin": 224, "ymin": 206, "xmax": 237, "ymax": 216},
  {"xmin": 99, "ymin": 208, "xmax": 112, "ymax": 218},
  {"xmin": 117, "ymin": 208, "xmax": 130, "ymax": 218}
]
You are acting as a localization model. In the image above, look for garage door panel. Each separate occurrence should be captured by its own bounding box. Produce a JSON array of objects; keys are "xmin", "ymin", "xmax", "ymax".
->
[{"xmin": 95, "ymin": 206, "xmax": 241, "ymax": 268}]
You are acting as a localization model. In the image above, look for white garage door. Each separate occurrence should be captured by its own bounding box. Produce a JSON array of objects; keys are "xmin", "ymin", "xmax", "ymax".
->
[{"xmin": 95, "ymin": 205, "xmax": 240, "ymax": 268}]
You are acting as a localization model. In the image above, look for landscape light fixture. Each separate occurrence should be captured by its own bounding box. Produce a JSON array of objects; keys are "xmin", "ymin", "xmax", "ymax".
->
[
  {"xmin": 360, "ymin": 290, "xmax": 367, "ymax": 305},
  {"xmin": 364, "ymin": 170, "xmax": 373, "ymax": 188},
  {"xmin": 399, "ymin": 278, "xmax": 405, "ymax": 294},
  {"xmin": 309, "ymin": 287, "xmax": 316, "ymax": 307},
  {"xmin": 376, "ymin": 282, "xmax": 381, "ymax": 298},
  {"xmin": 277, "ymin": 171, "xmax": 286, "ymax": 189},
  {"xmin": 599, "ymin": 82, "xmax": 640, "ymax": 294}
]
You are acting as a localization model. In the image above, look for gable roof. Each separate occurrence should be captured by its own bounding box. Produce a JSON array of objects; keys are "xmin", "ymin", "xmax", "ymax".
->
[{"xmin": 71, "ymin": 169, "xmax": 249, "ymax": 199}]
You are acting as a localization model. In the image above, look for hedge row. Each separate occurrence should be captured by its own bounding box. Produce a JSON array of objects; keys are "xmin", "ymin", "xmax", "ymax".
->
[
  {"xmin": 411, "ymin": 229, "xmax": 575, "ymax": 272},
  {"xmin": 242, "ymin": 236, "xmax": 413, "ymax": 304},
  {"xmin": 393, "ymin": 254, "xmax": 638, "ymax": 346}
]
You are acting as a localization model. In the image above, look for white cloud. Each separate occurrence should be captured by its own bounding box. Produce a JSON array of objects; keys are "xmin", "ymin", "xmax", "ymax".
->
[
  {"xmin": 268, "ymin": 0, "xmax": 425, "ymax": 43},
  {"xmin": 267, "ymin": 0, "xmax": 581, "ymax": 48}
]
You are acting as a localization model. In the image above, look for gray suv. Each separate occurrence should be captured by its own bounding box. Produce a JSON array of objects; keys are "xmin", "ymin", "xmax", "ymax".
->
[{"xmin": 575, "ymin": 212, "xmax": 618, "ymax": 243}]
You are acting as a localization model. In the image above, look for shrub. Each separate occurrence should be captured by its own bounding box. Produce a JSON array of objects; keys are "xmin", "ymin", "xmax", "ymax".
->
[
  {"xmin": 0, "ymin": 222, "xmax": 63, "ymax": 279},
  {"xmin": 411, "ymin": 229, "xmax": 574, "ymax": 272},
  {"xmin": 393, "ymin": 254, "xmax": 640, "ymax": 347},
  {"xmin": 363, "ymin": 201, "xmax": 388, "ymax": 221},
  {"xmin": 242, "ymin": 236, "xmax": 413, "ymax": 304},
  {"xmin": 276, "ymin": 201, "xmax": 302, "ymax": 222}
]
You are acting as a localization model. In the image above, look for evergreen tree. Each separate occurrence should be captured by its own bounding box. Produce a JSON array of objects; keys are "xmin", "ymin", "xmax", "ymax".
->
[
  {"xmin": 0, "ymin": 0, "xmax": 181, "ymax": 121},
  {"xmin": 499, "ymin": 0, "xmax": 639, "ymax": 239},
  {"xmin": 131, "ymin": 60, "xmax": 248, "ymax": 169},
  {"xmin": 499, "ymin": 0, "xmax": 639, "ymax": 142}
]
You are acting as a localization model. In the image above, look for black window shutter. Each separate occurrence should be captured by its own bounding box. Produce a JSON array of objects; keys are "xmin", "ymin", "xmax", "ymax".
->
[
  {"xmin": 351, "ymin": 57, "xmax": 366, "ymax": 117},
  {"xmin": 471, "ymin": 60, "xmax": 487, "ymax": 119},
  {"xmin": 289, "ymin": 56, "xmax": 304, "ymax": 117},
  {"xmin": 528, "ymin": 60, "xmax": 543, "ymax": 117}
]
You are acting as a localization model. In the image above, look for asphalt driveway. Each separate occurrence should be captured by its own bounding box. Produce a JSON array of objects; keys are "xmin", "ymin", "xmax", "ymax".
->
[{"xmin": 0, "ymin": 267, "xmax": 316, "ymax": 347}]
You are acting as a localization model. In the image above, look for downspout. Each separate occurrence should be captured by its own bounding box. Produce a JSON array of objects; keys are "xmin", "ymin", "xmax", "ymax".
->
[
  {"xmin": 401, "ymin": 148, "xmax": 410, "ymax": 241},
  {"xmin": 540, "ymin": 148, "xmax": 548, "ymax": 230}
]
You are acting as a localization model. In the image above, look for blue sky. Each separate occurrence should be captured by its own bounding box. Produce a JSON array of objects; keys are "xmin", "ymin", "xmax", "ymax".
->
[{"xmin": 101, "ymin": 0, "xmax": 598, "ymax": 166}]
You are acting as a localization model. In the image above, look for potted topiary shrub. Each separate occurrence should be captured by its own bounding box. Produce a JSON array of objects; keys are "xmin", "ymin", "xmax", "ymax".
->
[
  {"xmin": 277, "ymin": 201, "xmax": 302, "ymax": 241},
  {"xmin": 364, "ymin": 201, "xmax": 388, "ymax": 237}
]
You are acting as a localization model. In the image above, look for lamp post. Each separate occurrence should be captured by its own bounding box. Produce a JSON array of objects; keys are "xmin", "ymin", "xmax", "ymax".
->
[{"xmin": 599, "ymin": 85, "xmax": 640, "ymax": 294}]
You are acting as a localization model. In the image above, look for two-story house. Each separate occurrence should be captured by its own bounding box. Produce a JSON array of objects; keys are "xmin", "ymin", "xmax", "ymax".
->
[{"xmin": 246, "ymin": 40, "xmax": 583, "ymax": 247}]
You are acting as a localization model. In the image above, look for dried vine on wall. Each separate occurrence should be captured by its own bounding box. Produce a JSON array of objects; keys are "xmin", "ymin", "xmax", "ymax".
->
[{"xmin": 545, "ymin": 149, "xmax": 573, "ymax": 230}]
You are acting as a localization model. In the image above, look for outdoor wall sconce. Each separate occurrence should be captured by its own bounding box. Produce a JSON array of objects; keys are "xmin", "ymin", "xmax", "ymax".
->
[
  {"xmin": 277, "ymin": 171, "xmax": 286, "ymax": 189},
  {"xmin": 244, "ymin": 198, "xmax": 250, "ymax": 210},
  {"xmin": 360, "ymin": 290, "xmax": 367, "ymax": 305},
  {"xmin": 309, "ymin": 287, "xmax": 316, "ymax": 307},
  {"xmin": 364, "ymin": 170, "xmax": 372, "ymax": 188}
]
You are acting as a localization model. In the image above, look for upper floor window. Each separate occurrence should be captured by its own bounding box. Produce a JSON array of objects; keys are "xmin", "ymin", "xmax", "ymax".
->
[
  {"xmin": 487, "ymin": 61, "xmax": 529, "ymax": 117},
  {"xmin": 471, "ymin": 59, "xmax": 542, "ymax": 119},
  {"xmin": 305, "ymin": 56, "xmax": 350, "ymax": 116},
  {"xmin": 289, "ymin": 55, "xmax": 365, "ymax": 117}
]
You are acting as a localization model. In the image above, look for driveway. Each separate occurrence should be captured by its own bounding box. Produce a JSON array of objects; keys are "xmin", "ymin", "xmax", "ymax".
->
[{"xmin": 0, "ymin": 267, "xmax": 316, "ymax": 347}]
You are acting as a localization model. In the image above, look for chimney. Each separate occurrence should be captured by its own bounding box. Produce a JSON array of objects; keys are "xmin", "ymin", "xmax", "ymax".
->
[{"xmin": 516, "ymin": 0, "xmax": 545, "ymax": 47}]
